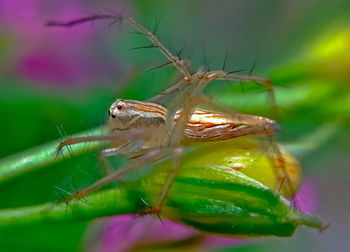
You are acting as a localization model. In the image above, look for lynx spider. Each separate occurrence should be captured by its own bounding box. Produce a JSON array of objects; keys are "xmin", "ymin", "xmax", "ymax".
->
[{"xmin": 48, "ymin": 13, "xmax": 295, "ymax": 214}]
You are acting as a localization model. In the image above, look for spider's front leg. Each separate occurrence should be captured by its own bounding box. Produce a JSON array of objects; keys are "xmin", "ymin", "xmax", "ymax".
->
[
  {"xmin": 57, "ymin": 146, "xmax": 172, "ymax": 204},
  {"xmin": 122, "ymin": 15, "xmax": 191, "ymax": 81},
  {"xmin": 55, "ymin": 127, "xmax": 152, "ymax": 202},
  {"xmin": 47, "ymin": 13, "xmax": 191, "ymax": 81}
]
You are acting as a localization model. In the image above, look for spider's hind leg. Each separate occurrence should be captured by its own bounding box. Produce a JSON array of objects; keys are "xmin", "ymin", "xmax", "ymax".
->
[
  {"xmin": 267, "ymin": 140, "xmax": 299, "ymax": 197},
  {"xmin": 205, "ymin": 70, "xmax": 278, "ymax": 118}
]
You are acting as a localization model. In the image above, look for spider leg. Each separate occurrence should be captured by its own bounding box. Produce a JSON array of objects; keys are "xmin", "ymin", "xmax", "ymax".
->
[
  {"xmin": 56, "ymin": 129, "xmax": 147, "ymax": 155},
  {"xmin": 152, "ymin": 147, "xmax": 182, "ymax": 214},
  {"xmin": 97, "ymin": 142, "xmax": 149, "ymax": 175},
  {"xmin": 47, "ymin": 13, "xmax": 191, "ymax": 80},
  {"xmin": 152, "ymin": 95, "xmax": 224, "ymax": 213},
  {"xmin": 183, "ymin": 110, "xmax": 296, "ymax": 196},
  {"xmin": 96, "ymin": 145, "xmax": 131, "ymax": 175},
  {"xmin": 205, "ymin": 70, "xmax": 278, "ymax": 117},
  {"xmin": 121, "ymin": 15, "xmax": 191, "ymax": 80},
  {"xmin": 197, "ymin": 71, "xmax": 296, "ymax": 195},
  {"xmin": 153, "ymin": 93, "xmax": 294, "ymax": 213},
  {"xmin": 58, "ymin": 147, "xmax": 172, "ymax": 203},
  {"xmin": 268, "ymin": 140, "xmax": 296, "ymax": 196}
]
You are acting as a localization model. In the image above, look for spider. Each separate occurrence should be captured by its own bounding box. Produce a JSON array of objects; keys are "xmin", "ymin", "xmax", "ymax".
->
[{"xmin": 48, "ymin": 12, "xmax": 296, "ymax": 214}]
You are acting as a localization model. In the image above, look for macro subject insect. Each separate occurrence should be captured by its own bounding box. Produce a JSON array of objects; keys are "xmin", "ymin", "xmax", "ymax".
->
[{"xmin": 48, "ymin": 12, "xmax": 298, "ymax": 214}]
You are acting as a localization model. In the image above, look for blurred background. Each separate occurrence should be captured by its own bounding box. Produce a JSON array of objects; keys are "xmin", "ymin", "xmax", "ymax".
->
[{"xmin": 0, "ymin": 0, "xmax": 349, "ymax": 251}]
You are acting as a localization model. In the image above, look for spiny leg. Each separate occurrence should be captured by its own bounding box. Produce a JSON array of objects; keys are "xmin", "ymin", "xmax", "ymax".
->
[
  {"xmin": 183, "ymin": 105, "xmax": 296, "ymax": 196},
  {"xmin": 205, "ymin": 71, "xmax": 275, "ymax": 102},
  {"xmin": 156, "ymin": 98, "xmax": 294, "ymax": 209},
  {"xmin": 204, "ymin": 70, "xmax": 278, "ymax": 117},
  {"xmin": 153, "ymin": 95, "xmax": 259, "ymax": 212},
  {"xmin": 47, "ymin": 13, "xmax": 191, "ymax": 80},
  {"xmin": 150, "ymin": 95, "xmax": 224, "ymax": 214},
  {"xmin": 187, "ymin": 109, "xmax": 295, "ymax": 195},
  {"xmin": 197, "ymin": 112, "xmax": 295, "ymax": 196},
  {"xmin": 149, "ymin": 68, "xmax": 277, "ymax": 132},
  {"xmin": 58, "ymin": 164, "xmax": 133, "ymax": 203},
  {"xmin": 122, "ymin": 15, "xmax": 191, "ymax": 80},
  {"xmin": 97, "ymin": 145, "xmax": 129, "ymax": 175},
  {"xmin": 97, "ymin": 142, "xmax": 147, "ymax": 175},
  {"xmin": 201, "ymin": 71, "xmax": 295, "ymax": 195},
  {"xmin": 58, "ymin": 148, "xmax": 169, "ymax": 203},
  {"xmin": 56, "ymin": 129, "xmax": 148, "ymax": 155},
  {"xmin": 267, "ymin": 140, "xmax": 296, "ymax": 196},
  {"xmin": 152, "ymin": 148, "xmax": 182, "ymax": 214},
  {"xmin": 184, "ymin": 108, "xmax": 296, "ymax": 196}
]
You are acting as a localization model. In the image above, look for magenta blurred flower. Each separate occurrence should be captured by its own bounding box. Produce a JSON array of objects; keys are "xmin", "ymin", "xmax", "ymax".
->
[
  {"xmin": 291, "ymin": 177, "xmax": 318, "ymax": 214},
  {"xmin": 92, "ymin": 215, "xmax": 243, "ymax": 252},
  {"xmin": 0, "ymin": 0, "xmax": 126, "ymax": 87}
]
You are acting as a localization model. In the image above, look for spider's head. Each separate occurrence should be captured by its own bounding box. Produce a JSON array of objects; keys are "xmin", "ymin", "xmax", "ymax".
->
[
  {"xmin": 108, "ymin": 99, "xmax": 132, "ymax": 131},
  {"xmin": 109, "ymin": 99, "xmax": 125, "ymax": 118},
  {"xmin": 108, "ymin": 99, "xmax": 167, "ymax": 132}
]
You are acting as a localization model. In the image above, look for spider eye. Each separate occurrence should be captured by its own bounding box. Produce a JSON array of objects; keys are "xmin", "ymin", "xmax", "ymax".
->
[{"xmin": 117, "ymin": 105, "xmax": 123, "ymax": 110}]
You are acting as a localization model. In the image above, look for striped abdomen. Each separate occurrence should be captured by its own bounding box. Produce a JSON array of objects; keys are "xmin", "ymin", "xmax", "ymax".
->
[{"xmin": 176, "ymin": 109, "xmax": 278, "ymax": 141}]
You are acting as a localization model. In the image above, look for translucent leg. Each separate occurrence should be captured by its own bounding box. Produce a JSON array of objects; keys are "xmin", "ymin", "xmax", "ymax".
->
[
  {"xmin": 204, "ymin": 70, "xmax": 277, "ymax": 116},
  {"xmin": 121, "ymin": 15, "xmax": 191, "ymax": 80},
  {"xmin": 200, "ymin": 71, "xmax": 294, "ymax": 194},
  {"xmin": 152, "ymin": 96, "xmax": 293, "ymax": 213},
  {"xmin": 151, "ymin": 96, "xmax": 224, "ymax": 213},
  {"xmin": 153, "ymin": 148, "xmax": 182, "ymax": 213},
  {"xmin": 58, "ymin": 148, "xmax": 169, "ymax": 203},
  {"xmin": 97, "ymin": 145, "xmax": 130, "ymax": 175},
  {"xmin": 100, "ymin": 145, "xmax": 129, "ymax": 157},
  {"xmin": 268, "ymin": 140, "xmax": 296, "ymax": 196},
  {"xmin": 57, "ymin": 129, "xmax": 147, "ymax": 154}
]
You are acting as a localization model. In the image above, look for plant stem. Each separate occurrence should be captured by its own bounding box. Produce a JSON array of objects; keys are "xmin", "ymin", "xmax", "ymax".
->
[
  {"xmin": 0, "ymin": 127, "xmax": 105, "ymax": 185},
  {"xmin": 0, "ymin": 186, "xmax": 136, "ymax": 228}
]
